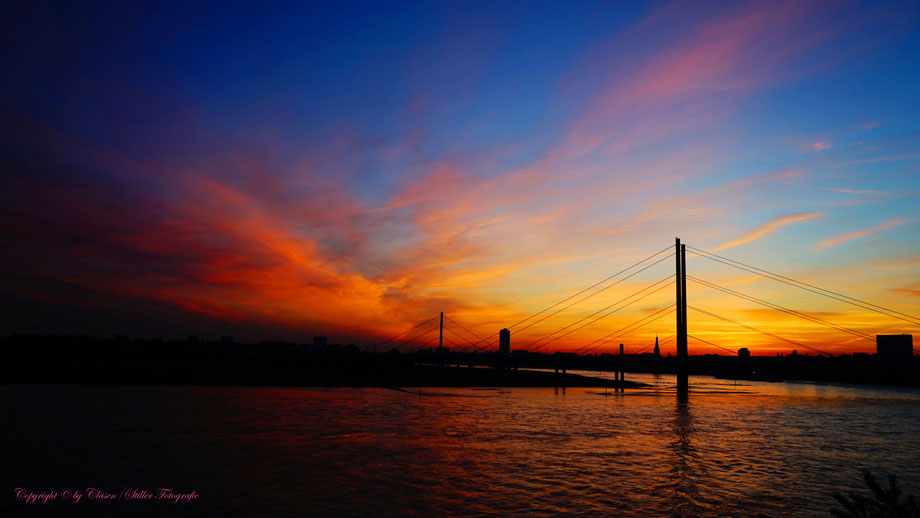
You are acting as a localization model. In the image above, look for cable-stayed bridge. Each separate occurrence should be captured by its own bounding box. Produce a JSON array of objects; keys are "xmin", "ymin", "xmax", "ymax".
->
[{"xmin": 375, "ymin": 239, "xmax": 919, "ymax": 392}]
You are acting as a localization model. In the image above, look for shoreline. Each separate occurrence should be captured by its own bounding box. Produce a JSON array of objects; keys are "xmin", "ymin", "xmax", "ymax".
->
[{"xmin": 3, "ymin": 364, "xmax": 644, "ymax": 389}]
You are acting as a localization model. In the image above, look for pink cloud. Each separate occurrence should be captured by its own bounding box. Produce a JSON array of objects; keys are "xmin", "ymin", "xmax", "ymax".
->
[
  {"xmin": 716, "ymin": 212, "xmax": 824, "ymax": 251},
  {"xmin": 814, "ymin": 218, "xmax": 907, "ymax": 251},
  {"xmin": 561, "ymin": 1, "xmax": 835, "ymax": 159},
  {"xmin": 0, "ymin": 1, "xmax": 880, "ymax": 351}
]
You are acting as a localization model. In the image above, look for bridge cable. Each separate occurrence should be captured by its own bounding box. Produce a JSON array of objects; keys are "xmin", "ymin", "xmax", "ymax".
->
[
  {"xmin": 575, "ymin": 304, "xmax": 677, "ymax": 355},
  {"xmin": 511, "ymin": 251, "xmax": 675, "ymax": 339},
  {"xmin": 658, "ymin": 334, "xmax": 677, "ymax": 346},
  {"xmin": 457, "ymin": 245, "xmax": 676, "ymax": 352},
  {"xmin": 411, "ymin": 333, "xmax": 442, "ymax": 353},
  {"xmin": 518, "ymin": 276, "xmax": 675, "ymax": 352},
  {"xmin": 576, "ymin": 305, "xmax": 676, "ymax": 355},
  {"xmin": 687, "ymin": 276, "xmax": 874, "ymax": 342},
  {"xmin": 444, "ymin": 316, "xmax": 491, "ymax": 346},
  {"xmin": 572, "ymin": 304, "xmax": 674, "ymax": 354},
  {"xmin": 686, "ymin": 245, "xmax": 920, "ymax": 326},
  {"xmin": 441, "ymin": 335, "xmax": 463, "ymax": 350},
  {"xmin": 687, "ymin": 305, "xmax": 831, "ymax": 355},
  {"xmin": 398, "ymin": 322, "xmax": 442, "ymax": 351},
  {"xmin": 470, "ymin": 251, "xmax": 675, "ymax": 353},
  {"xmin": 633, "ymin": 333, "xmax": 676, "ymax": 354},
  {"xmin": 688, "ymin": 334, "xmax": 736, "ymax": 354},
  {"xmin": 443, "ymin": 325, "xmax": 477, "ymax": 351},
  {"xmin": 633, "ymin": 344, "xmax": 655, "ymax": 354},
  {"xmin": 507, "ymin": 244, "xmax": 673, "ymax": 330},
  {"xmin": 377, "ymin": 315, "xmax": 439, "ymax": 348}
]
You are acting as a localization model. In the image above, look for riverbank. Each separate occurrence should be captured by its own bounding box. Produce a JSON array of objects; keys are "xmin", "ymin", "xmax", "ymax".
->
[
  {"xmin": 378, "ymin": 365, "xmax": 643, "ymax": 388},
  {"xmin": 4, "ymin": 353, "xmax": 642, "ymax": 388}
]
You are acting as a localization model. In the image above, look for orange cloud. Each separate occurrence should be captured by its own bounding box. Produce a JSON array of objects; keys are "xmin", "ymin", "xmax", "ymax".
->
[
  {"xmin": 3, "ymin": 2, "xmax": 905, "ymax": 356},
  {"xmin": 889, "ymin": 287, "xmax": 920, "ymax": 298},
  {"xmin": 814, "ymin": 218, "xmax": 906, "ymax": 251},
  {"xmin": 716, "ymin": 212, "xmax": 823, "ymax": 251}
]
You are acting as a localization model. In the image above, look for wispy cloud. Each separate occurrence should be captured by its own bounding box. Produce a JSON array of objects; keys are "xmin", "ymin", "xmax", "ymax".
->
[
  {"xmin": 716, "ymin": 212, "xmax": 824, "ymax": 251},
  {"xmin": 826, "ymin": 188, "xmax": 885, "ymax": 194},
  {"xmin": 2, "ymin": 0, "xmax": 912, "ymax": 353},
  {"xmin": 814, "ymin": 218, "xmax": 907, "ymax": 251},
  {"xmin": 828, "ymin": 154, "xmax": 920, "ymax": 168},
  {"xmin": 889, "ymin": 286, "xmax": 920, "ymax": 298},
  {"xmin": 874, "ymin": 257, "xmax": 920, "ymax": 270}
]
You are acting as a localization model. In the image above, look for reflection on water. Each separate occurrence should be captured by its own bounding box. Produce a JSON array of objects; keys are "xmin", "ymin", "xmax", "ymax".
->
[
  {"xmin": 4, "ymin": 376, "xmax": 920, "ymax": 517},
  {"xmin": 670, "ymin": 395, "xmax": 698, "ymax": 515}
]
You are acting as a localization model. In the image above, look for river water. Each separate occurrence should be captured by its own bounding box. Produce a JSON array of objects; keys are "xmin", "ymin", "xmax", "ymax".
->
[{"xmin": 5, "ymin": 373, "xmax": 920, "ymax": 517}]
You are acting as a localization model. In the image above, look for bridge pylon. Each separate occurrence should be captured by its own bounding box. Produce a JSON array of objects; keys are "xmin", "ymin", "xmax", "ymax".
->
[{"xmin": 676, "ymin": 238, "xmax": 688, "ymax": 398}]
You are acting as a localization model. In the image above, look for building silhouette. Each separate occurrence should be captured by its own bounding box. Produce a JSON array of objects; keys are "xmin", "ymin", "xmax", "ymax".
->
[
  {"xmin": 877, "ymin": 334, "xmax": 913, "ymax": 361},
  {"xmin": 738, "ymin": 347, "xmax": 750, "ymax": 358},
  {"xmin": 653, "ymin": 336, "xmax": 661, "ymax": 357},
  {"xmin": 499, "ymin": 328, "xmax": 510, "ymax": 355}
]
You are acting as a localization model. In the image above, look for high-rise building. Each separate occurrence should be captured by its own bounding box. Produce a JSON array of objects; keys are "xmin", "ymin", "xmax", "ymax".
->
[
  {"xmin": 877, "ymin": 335, "xmax": 913, "ymax": 361},
  {"xmin": 499, "ymin": 328, "xmax": 510, "ymax": 355}
]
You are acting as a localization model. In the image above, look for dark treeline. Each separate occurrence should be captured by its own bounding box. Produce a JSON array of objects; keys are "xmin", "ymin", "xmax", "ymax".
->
[
  {"xmin": 0, "ymin": 334, "xmax": 638, "ymax": 388},
  {"xmin": 2, "ymin": 334, "xmax": 918, "ymax": 388}
]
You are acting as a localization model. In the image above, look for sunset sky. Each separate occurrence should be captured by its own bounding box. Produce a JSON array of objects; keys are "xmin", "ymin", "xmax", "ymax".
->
[{"xmin": 2, "ymin": 1, "xmax": 918, "ymax": 355}]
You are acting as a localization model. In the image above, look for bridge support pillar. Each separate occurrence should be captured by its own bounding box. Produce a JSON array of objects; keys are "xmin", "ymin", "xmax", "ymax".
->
[{"xmin": 676, "ymin": 238, "xmax": 688, "ymax": 398}]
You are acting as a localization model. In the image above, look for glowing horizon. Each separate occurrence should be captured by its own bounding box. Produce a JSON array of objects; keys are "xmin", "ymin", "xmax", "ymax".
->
[{"xmin": 1, "ymin": 1, "xmax": 918, "ymax": 354}]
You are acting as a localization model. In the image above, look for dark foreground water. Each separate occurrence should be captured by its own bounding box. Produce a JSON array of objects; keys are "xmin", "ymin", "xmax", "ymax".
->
[{"xmin": 4, "ymin": 373, "xmax": 920, "ymax": 517}]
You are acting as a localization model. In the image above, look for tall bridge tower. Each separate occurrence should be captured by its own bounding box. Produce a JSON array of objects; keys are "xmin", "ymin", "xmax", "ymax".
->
[{"xmin": 676, "ymin": 238, "xmax": 688, "ymax": 397}]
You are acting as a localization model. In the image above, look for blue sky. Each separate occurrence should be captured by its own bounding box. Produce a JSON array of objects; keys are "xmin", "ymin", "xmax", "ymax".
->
[{"xmin": 1, "ymin": 0, "xmax": 918, "ymax": 352}]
